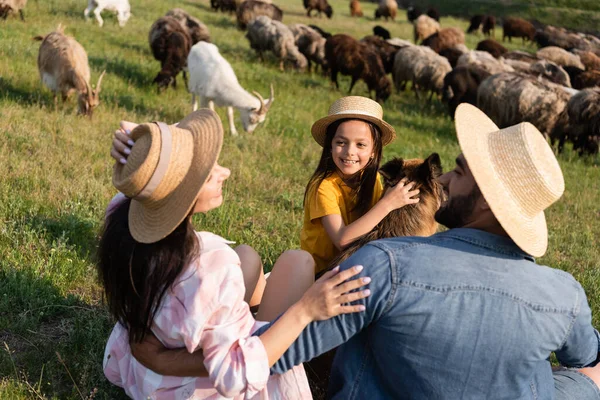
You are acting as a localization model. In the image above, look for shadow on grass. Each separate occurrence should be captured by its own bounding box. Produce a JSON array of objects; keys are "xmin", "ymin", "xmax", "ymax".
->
[
  {"xmin": 89, "ymin": 56, "xmax": 150, "ymax": 89},
  {"xmin": 0, "ymin": 78, "xmax": 53, "ymax": 109},
  {"xmin": 23, "ymin": 212, "xmax": 98, "ymax": 262},
  {"xmin": 0, "ymin": 269, "xmax": 126, "ymax": 399}
]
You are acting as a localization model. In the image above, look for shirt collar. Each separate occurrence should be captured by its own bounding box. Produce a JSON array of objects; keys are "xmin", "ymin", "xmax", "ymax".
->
[{"xmin": 440, "ymin": 228, "xmax": 535, "ymax": 262}]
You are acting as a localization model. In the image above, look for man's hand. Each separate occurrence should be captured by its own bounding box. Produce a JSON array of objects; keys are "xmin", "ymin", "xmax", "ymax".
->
[{"xmin": 130, "ymin": 331, "xmax": 208, "ymax": 377}]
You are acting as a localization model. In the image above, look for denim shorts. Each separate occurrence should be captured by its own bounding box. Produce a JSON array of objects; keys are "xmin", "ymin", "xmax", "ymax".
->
[{"xmin": 554, "ymin": 368, "xmax": 600, "ymax": 400}]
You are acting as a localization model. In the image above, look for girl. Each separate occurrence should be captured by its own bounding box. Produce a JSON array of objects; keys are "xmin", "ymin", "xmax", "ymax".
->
[
  {"xmin": 100, "ymin": 109, "xmax": 370, "ymax": 399},
  {"xmin": 302, "ymin": 96, "xmax": 420, "ymax": 274}
]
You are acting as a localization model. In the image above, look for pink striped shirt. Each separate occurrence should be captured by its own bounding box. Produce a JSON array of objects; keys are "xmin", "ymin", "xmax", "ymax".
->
[{"xmin": 103, "ymin": 231, "xmax": 312, "ymax": 399}]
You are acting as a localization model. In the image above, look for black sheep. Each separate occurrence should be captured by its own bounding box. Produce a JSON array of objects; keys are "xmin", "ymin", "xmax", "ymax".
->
[{"xmin": 148, "ymin": 16, "xmax": 192, "ymax": 91}]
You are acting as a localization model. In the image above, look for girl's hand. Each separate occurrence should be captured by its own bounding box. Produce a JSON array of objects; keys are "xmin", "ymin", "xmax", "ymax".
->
[
  {"xmin": 382, "ymin": 178, "xmax": 420, "ymax": 211},
  {"xmin": 299, "ymin": 265, "xmax": 371, "ymax": 322},
  {"xmin": 110, "ymin": 121, "xmax": 138, "ymax": 164}
]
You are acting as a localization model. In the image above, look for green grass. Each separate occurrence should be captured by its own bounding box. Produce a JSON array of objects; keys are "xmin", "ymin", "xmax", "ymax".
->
[{"xmin": 1, "ymin": 0, "xmax": 599, "ymax": 398}]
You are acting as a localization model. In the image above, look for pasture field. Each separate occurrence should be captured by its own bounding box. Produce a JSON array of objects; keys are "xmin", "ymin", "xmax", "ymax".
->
[{"xmin": 1, "ymin": 0, "xmax": 599, "ymax": 398}]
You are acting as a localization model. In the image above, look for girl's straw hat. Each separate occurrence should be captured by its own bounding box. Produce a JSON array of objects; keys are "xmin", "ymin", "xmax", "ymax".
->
[
  {"xmin": 454, "ymin": 103, "xmax": 564, "ymax": 257},
  {"xmin": 112, "ymin": 109, "xmax": 224, "ymax": 243},
  {"xmin": 311, "ymin": 96, "xmax": 396, "ymax": 147}
]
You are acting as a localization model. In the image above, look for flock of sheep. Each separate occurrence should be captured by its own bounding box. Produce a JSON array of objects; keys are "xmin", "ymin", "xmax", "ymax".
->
[{"xmin": 3, "ymin": 0, "xmax": 600, "ymax": 154}]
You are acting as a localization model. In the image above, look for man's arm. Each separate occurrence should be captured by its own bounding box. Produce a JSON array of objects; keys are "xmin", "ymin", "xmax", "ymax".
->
[
  {"xmin": 254, "ymin": 245, "xmax": 394, "ymax": 374},
  {"xmin": 555, "ymin": 283, "xmax": 600, "ymax": 368}
]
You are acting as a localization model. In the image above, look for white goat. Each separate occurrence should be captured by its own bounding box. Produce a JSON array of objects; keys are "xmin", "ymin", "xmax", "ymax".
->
[
  {"xmin": 187, "ymin": 42, "xmax": 274, "ymax": 136},
  {"xmin": 84, "ymin": 0, "xmax": 131, "ymax": 27},
  {"xmin": 35, "ymin": 25, "xmax": 105, "ymax": 116}
]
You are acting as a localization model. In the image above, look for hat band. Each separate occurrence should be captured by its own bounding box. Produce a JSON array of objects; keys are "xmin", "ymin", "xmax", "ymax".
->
[
  {"xmin": 331, "ymin": 109, "xmax": 381, "ymax": 119},
  {"xmin": 134, "ymin": 122, "xmax": 173, "ymax": 201}
]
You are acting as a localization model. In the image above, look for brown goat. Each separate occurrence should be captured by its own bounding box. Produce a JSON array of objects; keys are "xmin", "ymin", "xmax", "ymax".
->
[
  {"xmin": 350, "ymin": 0, "xmax": 362, "ymax": 17},
  {"xmin": 422, "ymin": 27, "xmax": 465, "ymax": 53},
  {"xmin": 330, "ymin": 154, "xmax": 442, "ymax": 267},
  {"xmin": 476, "ymin": 39, "xmax": 507, "ymax": 59},
  {"xmin": 325, "ymin": 34, "xmax": 392, "ymax": 102},
  {"xmin": 304, "ymin": 0, "xmax": 333, "ymax": 18},
  {"xmin": 149, "ymin": 16, "xmax": 192, "ymax": 91},
  {"xmin": 35, "ymin": 25, "xmax": 105, "ymax": 117},
  {"xmin": 502, "ymin": 17, "xmax": 535, "ymax": 44}
]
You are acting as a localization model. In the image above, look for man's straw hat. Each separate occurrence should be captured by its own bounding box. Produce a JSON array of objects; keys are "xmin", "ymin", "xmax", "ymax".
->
[
  {"xmin": 112, "ymin": 109, "xmax": 223, "ymax": 243},
  {"xmin": 454, "ymin": 103, "xmax": 564, "ymax": 257},
  {"xmin": 311, "ymin": 96, "xmax": 396, "ymax": 147}
]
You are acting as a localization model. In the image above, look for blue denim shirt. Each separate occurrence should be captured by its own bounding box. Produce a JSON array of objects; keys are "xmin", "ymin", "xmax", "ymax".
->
[{"xmin": 257, "ymin": 228, "xmax": 600, "ymax": 399}]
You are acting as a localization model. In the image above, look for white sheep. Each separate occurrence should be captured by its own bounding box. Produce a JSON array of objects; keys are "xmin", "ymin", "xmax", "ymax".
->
[
  {"xmin": 456, "ymin": 50, "xmax": 514, "ymax": 75},
  {"xmin": 536, "ymin": 46, "xmax": 585, "ymax": 70},
  {"xmin": 393, "ymin": 45, "xmax": 451, "ymax": 100},
  {"xmin": 84, "ymin": 0, "xmax": 131, "ymax": 27},
  {"xmin": 187, "ymin": 41, "xmax": 274, "ymax": 136},
  {"xmin": 246, "ymin": 16, "xmax": 308, "ymax": 72},
  {"xmin": 34, "ymin": 25, "xmax": 105, "ymax": 116}
]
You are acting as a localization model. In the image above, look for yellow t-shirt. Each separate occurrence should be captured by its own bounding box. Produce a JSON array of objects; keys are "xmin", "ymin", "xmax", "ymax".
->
[{"xmin": 300, "ymin": 172, "xmax": 384, "ymax": 274}]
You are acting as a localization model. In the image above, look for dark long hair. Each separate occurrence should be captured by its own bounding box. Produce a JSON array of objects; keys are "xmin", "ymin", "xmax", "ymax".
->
[
  {"xmin": 97, "ymin": 198, "xmax": 200, "ymax": 343},
  {"xmin": 304, "ymin": 118, "xmax": 383, "ymax": 216}
]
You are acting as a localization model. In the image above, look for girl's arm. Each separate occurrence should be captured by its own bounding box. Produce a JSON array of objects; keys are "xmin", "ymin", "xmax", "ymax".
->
[{"xmin": 322, "ymin": 179, "xmax": 420, "ymax": 249}]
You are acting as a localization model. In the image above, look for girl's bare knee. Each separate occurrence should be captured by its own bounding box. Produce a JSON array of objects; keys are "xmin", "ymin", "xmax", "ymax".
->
[{"xmin": 277, "ymin": 249, "xmax": 315, "ymax": 274}]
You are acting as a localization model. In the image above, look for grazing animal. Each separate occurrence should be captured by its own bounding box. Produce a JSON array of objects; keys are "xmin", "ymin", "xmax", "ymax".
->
[
  {"xmin": 482, "ymin": 15, "xmax": 496, "ymax": 37},
  {"xmin": 406, "ymin": 6, "xmax": 421, "ymax": 23},
  {"xmin": 325, "ymin": 34, "xmax": 392, "ymax": 102},
  {"xmin": 536, "ymin": 46, "xmax": 585, "ymax": 70},
  {"xmin": 572, "ymin": 49, "xmax": 600, "ymax": 71},
  {"xmin": 570, "ymin": 69, "xmax": 600, "ymax": 90},
  {"xmin": 148, "ymin": 16, "xmax": 192, "ymax": 91},
  {"xmin": 34, "ymin": 26, "xmax": 105, "ymax": 117},
  {"xmin": 236, "ymin": 0, "xmax": 283, "ymax": 30},
  {"xmin": 289, "ymin": 23, "xmax": 328, "ymax": 72},
  {"xmin": 422, "ymin": 27, "xmax": 465, "ymax": 53},
  {"xmin": 187, "ymin": 42, "xmax": 274, "ymax": 136},
  {"xmin": 457, "ymin": 50, "xmax": 514, "ymax": 75},
  {"xmin": 551, "ymin": 88, "xmax": 600, "ymax": 155},
  {"xmin": 467, "ymin": 15, "xmax": 484, "ymax": 34},
  {"xmin": 246, "ymin": 16, "xmax": 308, "ymax": 71},
  {"xmin": 426, "ymin": 7, "xmax": 439, "ymax": 22},
  {"xmin": 502, "ymin": 17, "xmax": 535, "ymax": 44},
  {"xmin": 439, "ymin": 46, "xmax": 468, "ymax": 68},
  {"xmin": 304, "ymin": 0, "xmax": 333, "ymax": 18},
  {"xmin": 442, "ymin": 65, "xmax": 491, "ymax": 118},
  {"xmin": 211, "ymin": 0, "xmax": 237, "ymax": 14},
  {"xmin": 528, "ymin": 60, "xmax": 571, "ymax": 87},
  {"xmin": 330, "ymin": 154, "xmax": 443, "ymax": 266},
  {"xmin": 350, "ymin": 0, "xmax": 363, "ymax": 17},
  {"xmin": 308, "ymin": 24, "xmax": 331, "ymax": 39},
  {"xmin": 393, "ymin": 45, "xmax": 452, "ymax": 100},
  {"xmin": 165, "ymin": 8, "xmax": 211, "ymax": 44},
  {"xmin": 374, "ymin": 0, "xmax": 397, "ymax": 21},
  {"xmin": 84, "ymin": 0, "xmax": 131, "ymax": 27},
  {"xmin": 477, "ymin": 72, "xmax": 572, "ymax": 139},
  {"xmin": 0, "ymin": 0, "xmax": 26, "ymax": 20},
  {"xmin": 413, "ymin": 14, "xmax": 440, "ymax": 43},
  {"xmin": 373, "ymin": 25, "xmax": 390, "ymax": 40},
  {"xmin": 476, "ymin": 39, "xmax": 507, "ymax": 58},
  {"xmin": 360, "ymin": 35, "xmax": 398, "ymax": 73},
  {"xmin": 503, "ymin": 50, "xmax": 540, "ymax": 64}
]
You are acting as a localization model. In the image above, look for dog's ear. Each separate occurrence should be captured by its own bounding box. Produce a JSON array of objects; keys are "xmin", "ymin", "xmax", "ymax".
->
[
  {"xmin": 419, "ymin": 153, "xmax": 443, "ymax": 180},
  {"xmin": 379, "ymin": 158, "xmax": 404, "ymax": 184}
]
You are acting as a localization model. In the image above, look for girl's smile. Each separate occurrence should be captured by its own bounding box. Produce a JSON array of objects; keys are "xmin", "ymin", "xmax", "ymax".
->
[{"xmin": 331, "ymin": 120, "xmax": 375, "ymax": 179}]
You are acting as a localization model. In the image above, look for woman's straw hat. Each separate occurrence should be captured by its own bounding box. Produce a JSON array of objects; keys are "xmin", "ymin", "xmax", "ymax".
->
[
  {"xmin": 112, "ymin": 109, "xmax": 223, "ymax": 243},
  {"xmin": 454, "ymin": 103, "xmax": 564, "ymax": 257},
  {"xmin": 311, "ymin": 96, "xmax": 396, "ymax": 147}
]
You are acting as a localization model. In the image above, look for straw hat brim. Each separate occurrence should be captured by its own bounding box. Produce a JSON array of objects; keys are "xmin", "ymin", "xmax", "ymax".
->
[
  {"xmin": 454, "ymin": 103, "xmax": 547, "ymax": 257},
  {"xmin": 311, "ymin": 113, "xmax": 396, "ymax": 147},
  {"xmin": 128, "ymin": 110, "xmax": 223, "ymax": 243}
]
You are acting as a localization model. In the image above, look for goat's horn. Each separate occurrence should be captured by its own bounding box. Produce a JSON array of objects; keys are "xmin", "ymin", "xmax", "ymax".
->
[
  {"xmin": 252, "ymin": 90, "xmax": 265, "ymax": 114},
  {"xmin": 95, "ymin": 70, "xmax": 106, "ymax": 93},
  {"xmin": 268, "ymin": 83, "xmax": 274, "ymax": 107}
]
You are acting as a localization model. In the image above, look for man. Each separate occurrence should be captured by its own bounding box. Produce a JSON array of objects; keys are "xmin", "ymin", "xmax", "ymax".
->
[{"xmin": 132, "ymin": 104, "xmax": 600, "ymax": 399}]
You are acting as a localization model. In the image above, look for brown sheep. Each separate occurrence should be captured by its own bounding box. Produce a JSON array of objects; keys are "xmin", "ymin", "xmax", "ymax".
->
[
  {"xmin": 149, "ymin": 16, "xmax": 192, "ymax": 91},
  {"xmin": 374, "ymin": 0, "xmax": 397, "ymax": 21},
  {"xmin": 350, "ymin": 0, "xmax": 362, "ymax": 17},
  {"xmin": 34, "ymin": 25, "xmax": 105, "ymax": 116},
  {"xmin": 482, "ymin": 15, "xmax": 496, "ymax": 37},
  {"xmin": 304, "ymin": 0, "xmax": 333, "ymax": 18},
  {"xmin": 476, "ymin": 39, "xmax": 507, "ymax": 59},
  {"xmin": 502, "ymin": 17, "xmax": 535, "ymax": 44},
  {"xmin": 413, "ymin": 14, "xmax": 439, "ymax": 43},
  {"xmin": 467, "ymin": 15, "xmax": 484, "ymax": 34},
  {"xmin": 422, "ymin": 27, "xmax": 466, "ymax": 54},
  {"xmin": 330, "ymin": 154, "xmax": 443, "ymax": 267},
  {"xmin": 442, "ymin": 65, "xmax": 491, "ymax": 118},
  {"xmin": 571, "ymin": 70, "xmax": 600, "ymax": 90},
  {"xmin": 572, "ymin": 49, "xmax": 600, "ymax": 71},
  {"xmin": 236, "ymin": 0, "xmax": 283, "ymax": 30},
  {"xmin": 559, "ymin": 88, "xmax": 600, "ymax": 155},
  {"xmin": 325, "ymin": 34, "xmax": 392, "ymax": 102},
  {"xmin": 360, "ymin": 35, "xmax": 398, "ymax": 73},
  {"xmin": 165, "ymin": 8, "xmax": 211, "ymax": 44}
]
